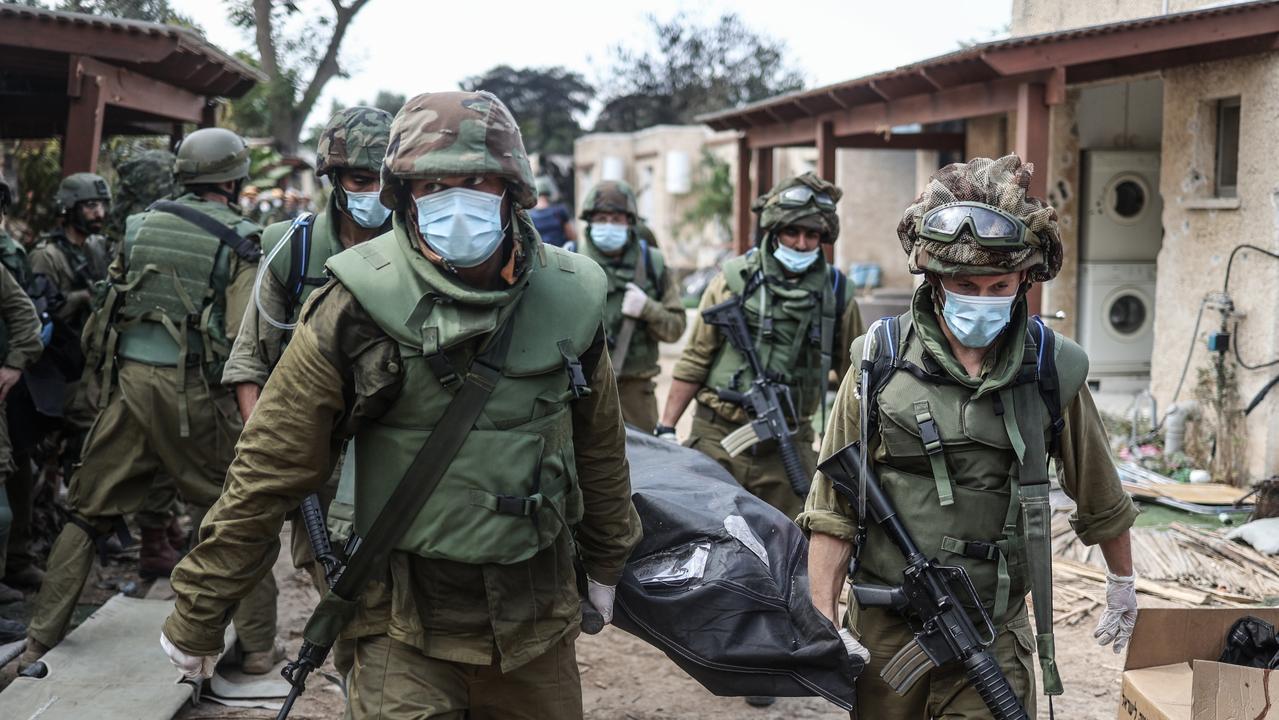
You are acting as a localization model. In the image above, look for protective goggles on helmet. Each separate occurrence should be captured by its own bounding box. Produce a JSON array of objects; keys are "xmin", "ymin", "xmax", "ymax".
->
[
  {"xmin": 916, "ymin": 201, "xmax": 1033, "ymax": 250},
  {"xmin": 777, "ymin": 185, "xmax": 836, "ymax": 210}
]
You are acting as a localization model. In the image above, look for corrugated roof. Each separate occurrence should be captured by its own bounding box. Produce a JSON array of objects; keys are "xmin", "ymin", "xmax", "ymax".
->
[
  {"xmin": 0, "ymin": 3, "xmax": 265, "ymax": 98},
  {"xmin": 701, "ymin": 0, "xmax": 1279, "ymax": 129}
]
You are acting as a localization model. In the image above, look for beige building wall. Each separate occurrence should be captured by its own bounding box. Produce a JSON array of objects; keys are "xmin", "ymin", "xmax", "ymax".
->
[
  {"xmin": 834, "ymin": 149, "xmax": 921, "ymax": 291},
  {"xmin": 1151, "ymin": 53, "xmax": 1279, "ymax": 481},
  {"xmin": 1011, "ymin": 0, "xmax": 1247, "ymax": 35}
]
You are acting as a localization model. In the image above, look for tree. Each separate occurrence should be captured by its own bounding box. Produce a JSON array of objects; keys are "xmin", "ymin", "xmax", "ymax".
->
[
  {"xmin": 54, "ymin": 0, "xmax": 198, "ymax": 27},
  {"xmin": 226, "ymin": 0, "xmax": 376, "ymax": 155},
  {"xmin": 679, "ymin": 150, "xmax": 733, "ymax": 244},
  {"xmin": 461, "ymin": 66, "xmax": 593, "ymax": 155},
  {"xmin": 594, "ymin": 13, "xmax": 805, "ymax": 132}
]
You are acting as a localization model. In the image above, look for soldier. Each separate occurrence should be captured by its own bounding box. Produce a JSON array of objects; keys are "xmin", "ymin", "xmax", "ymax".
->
[
  {"xmin": 159, "ymin": 91, "xmax": 641, "ymax": 719},
  {"xmin": 575, "ymin": 180, "xmax": 686, "ymax": 430},
  {"xmin": 22, "ymin": 127, "xmax": 283, "ymax": 674},
  {"xmin": 108, "ymin": 149, "xmax": 178, "ymax": 252},
  {"xmin": 803, "ymin": 155, "xmax": 1138, "ymax": 717},
  {"xmin": 0, "ymin": 178, "xmax": 44, "ymax": 611},
  {"xmin": 657, "ymin": 173, "xmax": 862, "ymax": 520},
  {"xmin": 223, "ymin": 106, "xmax": 392, "ymax": 626}
]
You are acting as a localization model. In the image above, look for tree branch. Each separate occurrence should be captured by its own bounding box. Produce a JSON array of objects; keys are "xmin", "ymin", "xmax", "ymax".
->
[
  {"xmin": 293, "ymin": 0, "xmax": 371, "ymax": 135},
  {"xmin": 252, "ymin": 0, "xmax": 277, "ymax": 77}
]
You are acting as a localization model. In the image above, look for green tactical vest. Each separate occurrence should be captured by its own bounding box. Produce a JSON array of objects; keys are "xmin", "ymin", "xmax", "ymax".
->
[
  {"xmin": 705, "ymin": 248, "xmax": 849, "ymax": 419},
  {"xmin": 115, "ymin": 195, "xmax": 258, "ymax": 367},
  {"xmin": 576, "ymin": 229, "xmax": 666, "ymax": 377},
  {"xmin": 855, "ymin": 296, "xmax": 1088, "ymax": 626},
  {"xmin": 0, "ymin": 231, "xmax": 31, "ymax": 362},
  {"xmin": 261, "ymin": 198, "xmax": 347, "ymax": 325},
  {"xmin": 325, "ymin": 218, "xmax": 605, "ymax": 565}
]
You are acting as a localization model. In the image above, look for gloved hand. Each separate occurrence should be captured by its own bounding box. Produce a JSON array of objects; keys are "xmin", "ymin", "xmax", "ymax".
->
[
  {"xmin": 620, "ymin": 282, "xmax": 649, "ymax": 319},
  {"xmin": 1094, "ymin": 571, "xmax": 1138, "ymax": 654},
  {"xmin": 839, "ymin": 628, "xmax": 870, "ymax": 663},
  {"xmin": 653, "ymin": 424, "xmax": 679, "ymax": 443},
  {"xmin": 587, "ymin": 578, "xmax": 616, "ymax": 625},
  {"xmin": 160, "ymin": 631, "xmax": 218, "ymax": 681}
]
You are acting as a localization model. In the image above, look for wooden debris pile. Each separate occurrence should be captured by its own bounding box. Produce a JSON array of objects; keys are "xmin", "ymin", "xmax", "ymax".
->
[{"xmin": 1050, "ymin": 509, "xmax": 1279, "ymax": 626}]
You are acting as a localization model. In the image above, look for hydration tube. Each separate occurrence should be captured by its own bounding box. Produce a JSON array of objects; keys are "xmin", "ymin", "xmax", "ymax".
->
[{"xmin": 252, "ymin": 212, "xmax": 312, "ymax": 331}]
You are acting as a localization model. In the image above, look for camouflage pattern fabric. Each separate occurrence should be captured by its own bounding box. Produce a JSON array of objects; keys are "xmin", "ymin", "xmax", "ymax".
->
[
  {"xmin": 109, "ymin": 150, "xmax": 176, "ymax": 239},
  {"xmin": 897, "ymin": 154, "xmax": 1063, "ymax": 282},
  {"xmin": 315, "ymin": 106, "xmax": 394, "ymax": 177},
  {"xmin": 579, "ymin": 180, "xmax": 638, "ymax": 221},
  {"xmin": 751, "ymin": 172, "xmax": 842, "ymax": 242},
  {"xmin": 380, "ymin": 91, "xmax": 537, "ymax": 209}
]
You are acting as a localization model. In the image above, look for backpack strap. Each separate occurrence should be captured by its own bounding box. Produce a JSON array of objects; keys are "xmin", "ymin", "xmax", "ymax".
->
[
  {"xmin": 1031, "ymin": 316, "xmax": 1065, "ymax": 456},
  {"xmin": 147, "ymin": 201, "xmax": 261, "ymax": 262}
]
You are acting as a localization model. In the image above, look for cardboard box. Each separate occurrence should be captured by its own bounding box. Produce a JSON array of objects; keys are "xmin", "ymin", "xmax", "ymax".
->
[{"xmin": 1119, "ymin": 608, "xmax": 1279, "ymax": 720}]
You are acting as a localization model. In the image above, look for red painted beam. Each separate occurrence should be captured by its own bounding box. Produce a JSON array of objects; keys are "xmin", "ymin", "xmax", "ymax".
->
[
  {"xmin": 1015, "ymin": 82, "xmax": 1049, "ymax": 317},
  {"xmin": 63, "ymin": 65, "xmax": 104, "ymax": 174},
  {"xmin": 734, "ymin": 137, "xmax": 752, "ymax": 255}
]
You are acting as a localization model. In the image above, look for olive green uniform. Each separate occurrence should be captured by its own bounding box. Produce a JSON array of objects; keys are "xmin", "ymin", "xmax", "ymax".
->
[
  {"xmin": 577, "ymin": 233, "xmax": 685, "ymax": 431},
  {"xmin": 798, "ymin": 287, "xmax": 1138, "ymax": 718},
  {"xmin": 0, "ymin": 264, "xmax": 48, "ymax": 579},
  {"xmin": 27, "ymin": 194, "xmax": 279, "ymax": 653},
  {"xmin": 165, "ymin": 220, "xmax": 641, "ymax": 719},
  {"xmin": 674, "ymin": 248, "xmax": 861, "ymax": 518}
]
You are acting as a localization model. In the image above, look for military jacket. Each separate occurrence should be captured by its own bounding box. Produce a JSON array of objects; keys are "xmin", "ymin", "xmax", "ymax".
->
[
  {"xmin": 29, "ymin": 229, "xmax": 109, "ymax": 331},
  {"xmin": 576, "ymin": 229, "xmax": 686, "ymax": 379}
]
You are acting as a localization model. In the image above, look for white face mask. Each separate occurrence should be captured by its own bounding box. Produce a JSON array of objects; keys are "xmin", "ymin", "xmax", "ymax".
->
[
  {"xmin": 344, "ymin": 189, "xmax": 390, "ymax": 229},
  {"xmin": 940, "ymin": 288, "xmax": 1017, "ymax": 348},
  {"xmin": 415, "ymin": 187, "xmax": 507, "ymax": 268}
]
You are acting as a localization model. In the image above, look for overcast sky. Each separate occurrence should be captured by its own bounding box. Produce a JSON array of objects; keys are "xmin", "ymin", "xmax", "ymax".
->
[{"xmin": 173, "ymin": 0, "xmax": 1012, "ymax": 127}]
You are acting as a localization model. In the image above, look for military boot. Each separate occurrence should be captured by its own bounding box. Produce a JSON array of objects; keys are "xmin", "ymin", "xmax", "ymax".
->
[
  {"xmin": 240, "ymin": 638, "xmax": 286, "ymax": 675},
  {"xmin": 0, "ymin": 616, "xmax": 26, "ymax": 643},
  {"xmin": 4, "ymin": 564, "xmax": 45, "ymax": 589},
  {"xmin": 18, "ymin": 637, "xmax": 48, "ymax": 672},
  {"xmin": 165, "ymin": 516, "xmax": 187, "ymax": 553},
  {"xmin": 139, "ymin": 527, "xmax": 179, "ymax": 579}
]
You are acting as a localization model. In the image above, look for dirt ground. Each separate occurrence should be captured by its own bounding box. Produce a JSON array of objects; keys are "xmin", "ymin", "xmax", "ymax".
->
[{"xmin": 0, "ymin": 319, "xmax": 1140, "ymax": 719}]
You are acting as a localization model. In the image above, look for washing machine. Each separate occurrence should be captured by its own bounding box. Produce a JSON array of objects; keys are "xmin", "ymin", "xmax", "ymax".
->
[
  {"xmin": 1082, "ymin": 150, "xmax": 1163, "ymax": 263},
  {"xmin": 1078, "ymin": 262, "xmax": 1157, "ymax": 376}
]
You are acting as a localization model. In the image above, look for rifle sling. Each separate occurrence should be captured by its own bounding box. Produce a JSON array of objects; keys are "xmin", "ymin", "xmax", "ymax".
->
[
  {"xmin": 610, "ymin": 239, "xmax": 648, "ymax": 374},
  {"xmin": 300, "ymin": 298, "xmax": 521, "ymax": 649}
]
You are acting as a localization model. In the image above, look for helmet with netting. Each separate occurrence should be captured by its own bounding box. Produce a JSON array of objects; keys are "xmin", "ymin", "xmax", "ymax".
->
[
  {"xmin": 752, "ymin": 172, "xmax": 842, "ymax": 243},
  {"xmin": 55, "ymin": 173, "xmax": 111, "ymax": 213},
  {"xmin": 380, "ymin": 91, "xmax": 536, "ymax": 209},
  {"xmin": 897, "ymin": 154, "xmax": 1062, "ymax": 282},
  {"xmin": 174, "ymin": 128, "xmax": 251, "ymax": 185},
  {"xmin": 579, "ymin": 180, "xmax": 637, "ymax": 222},
  {"xmin": 110, "ymin": 149, "xmax": 176, "ymax": 237},
  {"xmin": 315, "ymin": 106, "xmax": 393, "ymax": 177}
]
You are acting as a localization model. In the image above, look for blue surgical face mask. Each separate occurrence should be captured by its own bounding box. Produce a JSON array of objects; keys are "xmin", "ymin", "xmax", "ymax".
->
[
  {"xmin": 773, "ymin": 242, "xmax": 821, "ymax": 274},
  {"xmin": 590, "ymin": 223, "xmax": 629, "ymax": 253},
  {"xmin": 344, "ymin": 190, "xmax": 390, "ymax": 229},
  {"xmin": 941, "ymin": 288, "xmax": 1017, "ymax": 348},
  {"xmin": 415, "ymin": 187, "xmax": 507, "ymax": 268}
]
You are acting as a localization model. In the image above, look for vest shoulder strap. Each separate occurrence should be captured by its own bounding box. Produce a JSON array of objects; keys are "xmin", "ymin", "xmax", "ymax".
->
[{"xmin": 147, "ymin": 200, "xmax": 262, "ymax": 262}]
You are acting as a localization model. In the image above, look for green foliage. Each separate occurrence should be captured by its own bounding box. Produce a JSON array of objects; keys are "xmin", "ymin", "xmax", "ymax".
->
[
  {"xmin": 224, "ymin": 52, "xmax": 274, "ymax": 138},
  {"xmin": 461, "ymin": 66, "xmax": 593, "ymax": 156},
  {"xmin": 678, "ymin": 150, "xmax": 733, "ymax": 240},
  {"xmin": 246, "ymin": 146, "xmax": 286, "ymax": 188},
  {"xmin": 54, "ymin": 0, "xmax": 200, "ymax": 28},
  {"xmin": 11, "ymin": 141, "xmax": 64, "ymax": 238},
  {"xmin": 594, "ymin": 13, "xmax": 805, "ymax": 132}
]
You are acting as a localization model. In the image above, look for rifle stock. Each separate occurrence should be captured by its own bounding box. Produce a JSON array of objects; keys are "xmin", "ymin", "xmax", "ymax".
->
[{"xmin": 817, "ymin": 443, "xmax": 1029, "ymax": 720}]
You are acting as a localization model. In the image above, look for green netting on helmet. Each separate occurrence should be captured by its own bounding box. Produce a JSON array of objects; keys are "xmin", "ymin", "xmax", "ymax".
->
[
  {"xmin": 55, "ymin": 173, "xmax": 111, "ymax": 213},
  {"xmin": 316, "ymin": 106, "xmax": 393, "ymax": 176},
  {"xmin": 579, "ymin": 180, "xmax": 637, "ymax": 221},
  {"xmin": 174, "ymin": 128, "xmax": 251, "ymax": 185},
  {"xmin": 897, "ymin": 154, "xmax": 1062, "ymax": 281},
  {"xmin": 751, "ymin": 172, "xmax": 842, "ymax": 242},
  {"xmin": 380, "ymin": 91, "xmax": 536, "ymax": 209}
]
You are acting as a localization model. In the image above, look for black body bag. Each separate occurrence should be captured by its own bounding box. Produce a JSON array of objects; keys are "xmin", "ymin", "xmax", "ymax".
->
[{"xmin": 611, "ymin": 429, "xmax": 862, "ymax": 710}]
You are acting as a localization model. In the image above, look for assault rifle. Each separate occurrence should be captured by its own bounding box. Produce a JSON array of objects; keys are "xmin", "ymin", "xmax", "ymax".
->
[
  {"xmin": 817, "ymin": 443, "xmax": 1029, "ymax": 720},
  {"xmin": 701, "ymin": 297, "xmax": 810, "ymax": 497}
]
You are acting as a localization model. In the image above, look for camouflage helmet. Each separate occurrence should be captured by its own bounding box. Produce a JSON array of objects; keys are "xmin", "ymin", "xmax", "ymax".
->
[
  {"xmin": 55, "ymin": 172, "xmax": 111, "ymax": 213},
  {"xmin": 579, "ymin": 180, "xmax": 638, "ymax": 222},
  {"xmin": 897, "ymin": 154, "xmax": 1062, "ymax": 282},
  {"xmin": 380, "ymin": 91, "xmax": 536, "ymax": 209},
  {"xmin": 174, "ymin": 127, "xmax": 250, "ymax": 185},
  {"xmin": 751, "ymin": 172, "xmax": 842, "ymax": 243},
  {"xmin": 315, "ymin": 106, "xmax": 393, "ymax": 177},
  {"xmin": 109, "ymin": 149, "xmax": 177, "ymax": 237}
]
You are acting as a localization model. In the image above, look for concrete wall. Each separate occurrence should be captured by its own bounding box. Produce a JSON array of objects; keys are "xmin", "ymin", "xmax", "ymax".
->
[
  {"xmin": 1011, "ymin": 0, "xmax": 1246, "ymax": 35},
  {"xmin": 833, "ymin": 149, "xmax": 921, "ymax": 291},
  {"xmin": 1151, "ymin": 52, "xmax": 1279, "ymax": 481}
]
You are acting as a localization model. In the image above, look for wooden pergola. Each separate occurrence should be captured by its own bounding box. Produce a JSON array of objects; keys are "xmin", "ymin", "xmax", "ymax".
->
[
  {"xmin": 0, "ymin": 4, "xmax": 263, "ymax": 175},
  {"xmin": 702, "ymin": 0, "xmax": 1279, "ymax": 259}
]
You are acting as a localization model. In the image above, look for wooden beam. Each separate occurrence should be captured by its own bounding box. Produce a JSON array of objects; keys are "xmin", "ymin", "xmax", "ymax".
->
[
  {"xmin": 74, "ymin": 56, "xmax": 206, "ymax": 124},
  {"xmin": 1046, "ymin": 66, "xmax": 1067, "ymax": 105},
  {"xmin": 754, "ymin": 146, "xmax": 774, "ymax": 198},
  {"xmin": 734, "ymin": 136, "xmax": 752, "ymax": 255},
  {"xmin": 0, "ymin": 17, "xmax": 177, "ymax": 65},
  {"xmin": 834, "ymin": 132, "xmax": 967, "ymax": 151},
  {"xmin": 63, "ymin": 64, "xmax": 104, "ymax": 174},
  {"xmin": 982, "ymin": 4, "xmax": 1279, "ymax": 75},
  {"xmin": 816, "ymin": 121, "xmax": 836, "ymax": 182},
  {"xmin": 1016, "ymin": 82, "xmax": 1049, "ymax": 316}
]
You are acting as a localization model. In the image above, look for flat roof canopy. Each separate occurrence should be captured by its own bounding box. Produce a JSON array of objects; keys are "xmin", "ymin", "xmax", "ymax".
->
[{"xmin": 0, "ymin": 4, "xmax": 264, "ymax": 171}]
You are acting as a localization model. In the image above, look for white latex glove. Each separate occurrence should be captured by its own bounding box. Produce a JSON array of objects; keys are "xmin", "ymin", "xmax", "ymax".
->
[
  {"xmin": 160, "ymin": 631, "xmax": 218, "ymax": 681},
  {"xmin": 587, "ymin": 578, "xmax": 616, "ymax": 625},
  {"xmin": 1094, "ymin": 571, "xmax": 1138, "ymax": 654},
  {"xmin": 839, "ymin": 628, "xmax": 870, "ymax": 663},
  {"xmin": 620, "ymin": 282, "xmax": 649, "ymax": 319}
]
